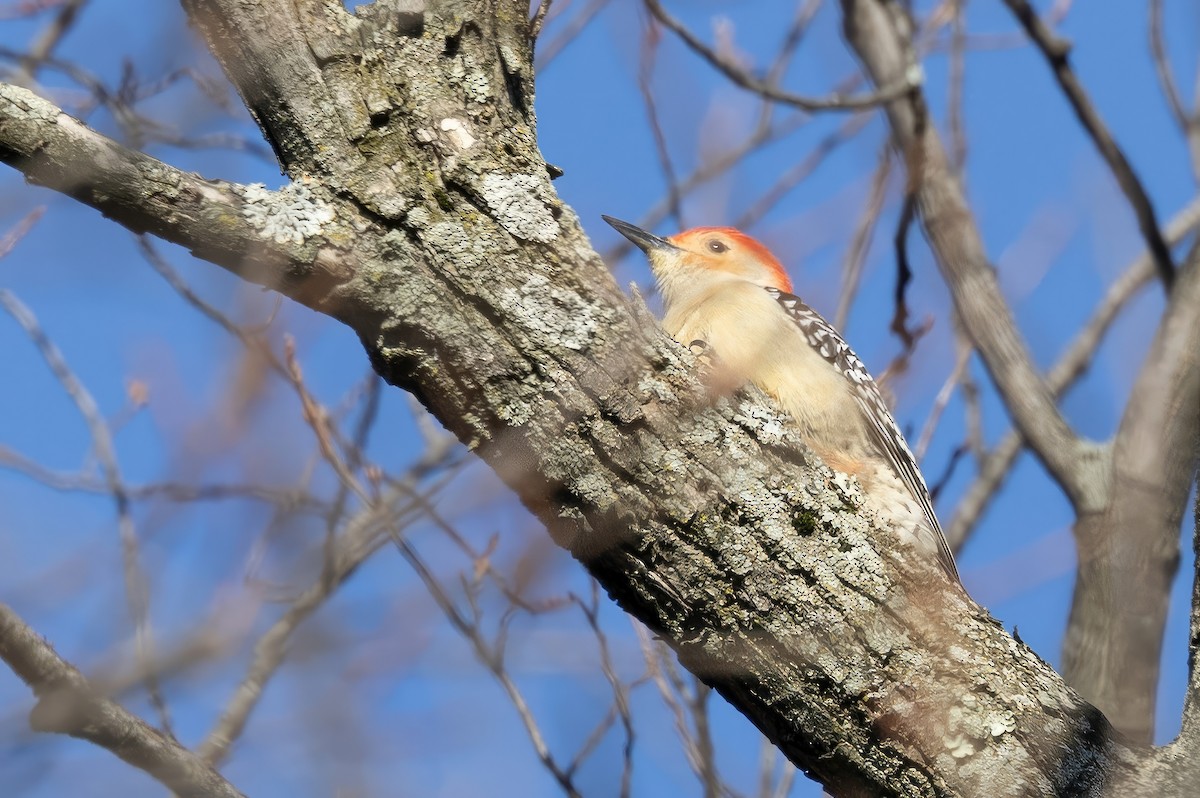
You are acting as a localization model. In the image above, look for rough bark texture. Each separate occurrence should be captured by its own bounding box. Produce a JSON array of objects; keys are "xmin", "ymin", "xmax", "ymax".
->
[{"xmin": 2, "ymin": 0, "xmax": 1198, "ymax": 794}]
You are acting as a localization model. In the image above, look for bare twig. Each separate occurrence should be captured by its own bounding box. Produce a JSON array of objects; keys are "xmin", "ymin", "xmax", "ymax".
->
[
  {"xmin": 604, "ymin": 111, "xmax": 810, "ymax": 263},
  {"xmin": 1002, "ymin": 0, "xmax": 1175, "ymax": 288},
  {"xmin": 529, "ymin": 0, "xmax": 554, "ymax": 39},
  {"xmin": 0, "ymin": 206, "xmax": 44, "ymax": 258},
  {"xmin": 535, "ymin": 0, "xmax": 613, "ymax": 67},
  {"xmin": 0, "ymin": 603, "xmax": 245, "ymax": 798},
  {"xmin": 914, "ymin": 336, "xmax": 971, "ymax": 460},
  {"xmin": 639, "ymin": 19, "xmax": 684, "ymax": 229},
  {"xmin": 568, "ymin": 584, "xmax": 635, "ymax": 797},
  {"xmin": 835, "ymin": 146, "xmax": 892, "ymax": 331},
  {"xmin": 841, "ymin": 0, "xmax": 1099, "ymax": 512},
  {"xmin": 890, "ymin": 189, "xmax": 919, "ymax": 349},
  {"xmin": 947, "ymin": 0, "xmax": 967, "ymax": 173},
  {"xmin": 394, "ymin": 533, "xmax": 583, "ymax": 798},
  {"xmin": 0, "ymin": 445, "xmax": 324, "ymax": 509},
  {"xmin": 11, "ymin": 0, "xmax": 86, "ymax": 85},
  {"xmin": 948, "ymin": 197, "xmax": 1200, "ymax": 547},
  {"xmin": 691, "ymin": 680, "xmax": 720, "ymax": 798},
  {"xmin": 0, "ymin": 290, "xmax": 172, "ymax": 736},
  {"xmin": 283, "ymin": 337, "xmax": 373, "ymax": 507},
  {"xmin": 1148, "ymin": 0, "xmax": 1200, "ymax": 182},
  {"xmin": 645, "ymin": 0, "xmax": 921, "ymax": 112},
  {"xmin": 138, "ymin": 237, "xmax": 288, "ymax": 377},
  {"xmin": 1148, "ymin": 0, "xmax": 1190, "ymax": 135},
  {"xmin": 733, "ymin": 111, "xmax": 872, "ymax": 230},
  {"xmin": 197, "ymin": 484, "xmax": 442, "ymax": 765}
]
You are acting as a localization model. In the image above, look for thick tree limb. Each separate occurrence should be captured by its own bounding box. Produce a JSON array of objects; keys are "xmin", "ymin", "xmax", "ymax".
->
[
  {"xmin": 1065, "ymin": 243, "xmax": 1200, "ymax": 740},
  {"xmin": 838, "ymin": 0, "xmax": 1198, "ymax": 745},
  {"xmin": 948, "ymin": 198, "xmax": 1200, "ymax": 548},
  {"xmin": 0, "ymin": 0, "xmax": 1194, "ymax": 792},
  {"xmin": 838, "ymin": 0, "xmax": 1104, "ymax": 516},
  {"xmin": 0, "ymin": 603, "xmax": 245, "ymax": 798},
  {"xmin": 0, "ymin": 84, "xmax": 352, "ymax": 303}
]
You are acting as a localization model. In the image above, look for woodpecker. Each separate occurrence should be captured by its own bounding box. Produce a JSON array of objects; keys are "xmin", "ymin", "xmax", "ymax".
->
[{"xmin": 603, "ymin": 215, "xmax": 960, "ymax": 582}]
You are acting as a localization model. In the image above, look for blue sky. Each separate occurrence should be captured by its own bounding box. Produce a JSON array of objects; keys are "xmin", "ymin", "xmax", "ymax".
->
[{"xmin": 1, "ymin": 1, "xmax": 1198, "ymax": 796}]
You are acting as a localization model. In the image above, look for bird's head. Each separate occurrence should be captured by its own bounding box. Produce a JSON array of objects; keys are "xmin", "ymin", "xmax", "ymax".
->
[{"xmin": 602, "ymin": 216, "xmax": 793, "ymax": 296}]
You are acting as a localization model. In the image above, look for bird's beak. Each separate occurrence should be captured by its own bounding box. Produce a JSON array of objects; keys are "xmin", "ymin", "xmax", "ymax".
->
[{"xmin": 602, "ymin": 215, "xmax": 680, "ymax": 253}]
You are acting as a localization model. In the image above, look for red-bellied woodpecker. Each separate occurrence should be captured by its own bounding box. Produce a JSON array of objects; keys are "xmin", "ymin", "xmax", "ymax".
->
[{"xmin": 603, "ymin": 215, "xmax": 960, "ymax": 583}]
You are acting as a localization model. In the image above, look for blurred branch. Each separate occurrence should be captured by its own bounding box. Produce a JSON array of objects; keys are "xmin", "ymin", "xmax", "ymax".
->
[
  {"xmin": 138, "ymin": 237, "xmax": 289, "ymax": 378},
  {"xmin": 840, "ymin": 0, "xmax": 1102, "ymax": 513},
  {"xmin": 835, "ymin": 145, "xmax": 891, "ymax": 331},
  {"xmin": 197, "ymin": 482, "xmax": 448, "ymax": 766},
  {"xmin": 1002, "ymin": 0, "xmax": 1176, "ymax": 288},
  {"xmin": 0, "ymin": 206, "xmax": 43, "ymax": 258},
  {"xmin": 1148, "ymin": 0, "xmax": 1200, "ymax": 182},
  {"xmin": 1147, "ymin": 0, "xmax": 1190, "ymax": 136},
  {"xmin": 0, "ymin": 290, "xmax": 172, "ymax": 736},
  {"xmin": 733, "ymin": 112, "xmax": 872, "ymax": 230},
  {"xmin": 10, "ymin": 0, "xmax": 86, "ymax": 86},
  {"xmin": 635, "ymin": 625, "xmax": 737, "ymax": 798},
  {"xmin": 0, "ymin": 603, "xmax": 246, "ymax": 798},
  {"xmin": 946, "ymin": 0, "xmax": 967, "ymax": 173},
  {"xmin": 394, "ymin": 531, "xmax": 584, "ymax": 798},
  {"xmin": 603, "ymin": 111, "xmax": 810, "ymax": 263},
  {"xmin": 914, "ymin": 335, "xmax": 969, "ymax": 461},
  {"xmin": 638, "ymin": 22, "xmax": 684, "ymax": 229},
  {"xmin": 645, "ymin": 0, "xmax": 921, "ymax": 112},
  {"xmin": 0, "ymin": 445, "xmax": 325, "ymax": 509},
  {"xmin": 200, "ymin": 337, "xmax": 462, "ymax": 766},
  {"xmin": 947, "ymin": 196, "xmax": 1200, "ymax": 548},
  {"xmin": 567, "ymin": 584, "xmax": 635, "ymax": 796},
  {"xmin": 535, "ymin": 0, "xmax": 613, "ymax": 68}
]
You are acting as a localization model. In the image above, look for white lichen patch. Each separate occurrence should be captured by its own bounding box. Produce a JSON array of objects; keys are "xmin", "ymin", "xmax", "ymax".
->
[
  {"xmin": 447, "ymin": 52, "xmax": 491, "ymax": 103},
  {"xmin": 573, "ymin": 472, "xmax": 617, "ymax": 510},
  {"xmin": 503, "ymin": 273, "xmax": 604, "ymax": 351},
  {"xmin": 637, "ymin": 375, "xmax": 676, "ymax": 403},
  {"xmin": 732, "ymin": 399, "xmax": 787, "ymax": 443},
  {"xmin": 480, "ymin": 173, "xmax": 558, "ymax": 243},
  {"xmin": 942, "ymin": 694, "xmax": 1018, "ymax": 764},
  {"xmin": 1, "ymin": 83, "xmax": 60, "ymax": 123},
  {"xmin": 828, "ymin": 469, "xmax": 865, "ymax": 508},
  {"xmin": 986, "ymin": 709, "xmax": 1017, "ymax": 737},
  {"xmin": 438, "ymin": 117, "xmax": 476, "ymax": 150},
  {"xmin": 239, "ymin": 182, "xmax": 335, "ymax": 245}
]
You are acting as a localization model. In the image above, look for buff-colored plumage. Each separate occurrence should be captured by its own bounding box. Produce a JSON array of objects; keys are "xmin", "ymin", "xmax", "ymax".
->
[{"xmin": 603, "ymin": 216, "xmax": 959, "ymax": 581}]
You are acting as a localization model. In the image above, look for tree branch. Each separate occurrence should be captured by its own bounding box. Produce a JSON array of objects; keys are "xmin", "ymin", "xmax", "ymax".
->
[
  {"xmin": 0, "ymin": 84, "xmax": 353, "ymax": 304},
  {"xmin": 948, "ymin": 197, "xmax": 1200, "ymax": 548},
  {"xmin": 1065, "ymin": 241, "xmax": 1200, "ymax": 740},
  {"xmin": 838, "ymin": 0, "xmax": 1102, "ymax": 514},
  {"xmin": 0, "ymin": 602, "xmax": 246, "ymax": 798},
  {"xmin": 1, "ymin": 0, "xmax": 1188, "ymax": 791},
  {"xmin": 1001, "ymin": 0, "xmax": 1176, "ymax": 288},
  {"xmin": 644, "ymin": 0, "xmax": 920, "ymax": 112}
]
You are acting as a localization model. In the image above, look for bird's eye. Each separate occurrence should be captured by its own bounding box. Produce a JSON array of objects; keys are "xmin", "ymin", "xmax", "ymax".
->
[{"xmin": 707, "ymin": 239, "xmax": 728, "ymax": 254}]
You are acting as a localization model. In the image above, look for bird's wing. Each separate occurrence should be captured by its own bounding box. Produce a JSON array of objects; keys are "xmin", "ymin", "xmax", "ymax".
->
[{"xmin": 763, "ymin": 288, "xmax": 959, "ymax": 581}]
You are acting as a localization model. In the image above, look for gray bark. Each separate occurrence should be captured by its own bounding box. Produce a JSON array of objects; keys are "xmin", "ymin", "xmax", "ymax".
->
[
  {"xmin": 839, "ymin": 0, "xmax": 1200, "ymax": 744},
  {"xmin": 1, "ymin": 0, "xmax": 1197, "ymax": 793}
]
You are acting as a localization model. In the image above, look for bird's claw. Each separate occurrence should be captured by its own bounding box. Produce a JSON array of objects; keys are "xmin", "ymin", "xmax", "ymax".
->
[{"xmin": 687, "ymin": 339, "xmax": 720, "ymax": 382}]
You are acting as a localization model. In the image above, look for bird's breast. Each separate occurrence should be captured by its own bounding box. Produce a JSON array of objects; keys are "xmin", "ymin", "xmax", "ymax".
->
[{"xmin": 663, "ymin": 284, "xmax": 866, "ymax": 450}]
